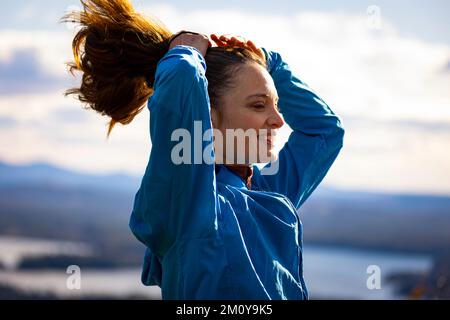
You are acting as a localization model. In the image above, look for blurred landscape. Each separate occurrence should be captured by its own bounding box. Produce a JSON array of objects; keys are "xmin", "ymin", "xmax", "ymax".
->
[{"xmin": 0, "ymin": 160, "xmax": 449, "ymax": 299}]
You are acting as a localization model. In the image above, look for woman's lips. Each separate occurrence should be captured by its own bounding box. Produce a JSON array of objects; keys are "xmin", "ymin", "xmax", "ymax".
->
[{"xmin": 258, "ymin": 135, "xmax": 275, "ymax": 149}]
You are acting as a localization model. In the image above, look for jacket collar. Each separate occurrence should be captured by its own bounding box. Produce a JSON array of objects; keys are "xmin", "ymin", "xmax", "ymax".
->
[{"xmin": 215, "ymin": 164, "xmax": 253, "ymax": 189}]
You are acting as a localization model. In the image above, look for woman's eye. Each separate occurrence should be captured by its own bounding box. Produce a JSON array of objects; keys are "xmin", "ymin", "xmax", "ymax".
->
[{"xmin": 253, "ymin": 104, "xmax": 266, "ymax": 110}]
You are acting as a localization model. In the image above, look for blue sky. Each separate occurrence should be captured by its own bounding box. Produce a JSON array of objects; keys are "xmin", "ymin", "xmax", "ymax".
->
[{"xmin": 0, "ymin": 1, "xmax": 449, "ymax": 195}]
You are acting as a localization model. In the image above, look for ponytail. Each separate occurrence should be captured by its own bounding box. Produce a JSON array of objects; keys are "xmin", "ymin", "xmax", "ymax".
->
[{"xmin": 61, "ymin": 0, "xmax": 172, "ymax": 137}]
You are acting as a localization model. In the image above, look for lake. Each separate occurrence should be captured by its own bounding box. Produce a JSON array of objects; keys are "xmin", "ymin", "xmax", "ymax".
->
[
  {"xmin": 303, "ymin": 244, "xmax": 431, "ymax": 299},
  {"xmin": 0, "ymin": 236, "xmax": 432, "ymax": 299}
]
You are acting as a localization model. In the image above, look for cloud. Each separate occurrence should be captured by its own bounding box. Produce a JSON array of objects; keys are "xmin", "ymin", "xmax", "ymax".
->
[
  {"xmin": 140, "ymin": 6, "xmax": 450, "ymax": 122},
  {"xmin": 444, "ymin": 58, "xmax": 450, "ymax": 73},
  {"xmin": 0, "ymin": 0, "xmax": 77, "ymax": 31},
  {"xmin": 0, "ymin": 90, "xmax": 151, "ymax": 176},
  {"xmin": 0, "ymin": 47, "xmax": 67, "ymax": 95},
  {"xmin": 139, "ymin": 4, "xmax": 450, "ymax": 192},
  {"xmin": 50, "ymin": 107, "xmax": 91, "ymax": 124},
  {"xmin": 0, "ymin": 30, "xmax": 78, "ymax": 94},
  {"xmin": 0, "ymin": 116, "xmax": 17, "ymax": 128},
  {"xmin": 0, "ymin": 4, "xmax": 449, "ymax": 195},
  {"xmin": 343, "ymin": 115, "xmax": 450, "ymax": 133}
]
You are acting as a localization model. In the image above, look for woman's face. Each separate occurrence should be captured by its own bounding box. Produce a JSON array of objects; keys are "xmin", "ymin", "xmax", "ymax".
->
[{"xmin": 211, "ymin": 62, "xmax": 285, "ymax": 164}]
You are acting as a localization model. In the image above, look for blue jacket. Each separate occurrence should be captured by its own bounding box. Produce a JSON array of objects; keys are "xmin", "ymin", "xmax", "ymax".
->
[{"xmin": 129, "ymin": 45, "xmax": 345, "ymax": 299}]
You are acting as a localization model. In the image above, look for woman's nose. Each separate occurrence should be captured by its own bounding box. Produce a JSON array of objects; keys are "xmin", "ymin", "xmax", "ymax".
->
[{"xmin": 267, "ymin": 108, "xmax": 285, "ymax": 129}]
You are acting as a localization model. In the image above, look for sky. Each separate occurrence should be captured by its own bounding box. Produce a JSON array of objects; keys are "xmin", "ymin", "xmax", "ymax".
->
[{"xmin": 0, "ymin": 0, "xmax": 449, "ymax": 196}]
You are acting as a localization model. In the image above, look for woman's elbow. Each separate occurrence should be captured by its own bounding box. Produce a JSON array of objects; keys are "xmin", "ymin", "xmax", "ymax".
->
[{"xmin": 334, "ymin": 116, "xmax": 346, "ymax": 148}]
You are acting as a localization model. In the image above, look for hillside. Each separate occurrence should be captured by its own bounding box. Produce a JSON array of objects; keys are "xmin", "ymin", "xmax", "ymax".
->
[{"xmin": 1, "ymin": 160, "xmax": 449, "ymax": 262}]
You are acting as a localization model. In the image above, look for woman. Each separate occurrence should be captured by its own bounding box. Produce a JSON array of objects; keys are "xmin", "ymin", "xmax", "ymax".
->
[{"xmin": 63, "ymin": 0, "xmax": 345, "ymax": 300}]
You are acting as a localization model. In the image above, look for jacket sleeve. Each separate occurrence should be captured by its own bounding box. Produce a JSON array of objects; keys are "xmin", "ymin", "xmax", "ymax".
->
[
  {"xmin": 129, "ymin": 45, "xmax": 218, "ymax": 257},
  {"xmin": 252, "ymin": 48, "xmax": 345, "ymax": 210}
]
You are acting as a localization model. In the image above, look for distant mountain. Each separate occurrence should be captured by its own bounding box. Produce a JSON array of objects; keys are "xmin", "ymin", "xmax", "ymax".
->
[
  {"xmin": 301, "ymin": 187, "xmax": 450, "ymax": 254},
  {"xmin": 0, "ymin": 160, "xmax": 449, "ymax": 256},
  {"xmin": 0, "ymin": 161, "xmax": 141, "ymax": 192},
  {"xmin": 0, "ymin": 160, "xmax": 145, "ymax": 266}
]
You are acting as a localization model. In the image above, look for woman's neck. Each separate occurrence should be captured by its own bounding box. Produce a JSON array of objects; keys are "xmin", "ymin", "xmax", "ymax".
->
[{"xmin": 223, "ymin": 164, "xmax": 254, "ymax": 189}]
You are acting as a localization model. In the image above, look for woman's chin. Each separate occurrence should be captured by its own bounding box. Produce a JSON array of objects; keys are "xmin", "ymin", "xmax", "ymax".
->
[{"xmin": 255, "ymin": 148, "xmax": 278, "ymax": 163}]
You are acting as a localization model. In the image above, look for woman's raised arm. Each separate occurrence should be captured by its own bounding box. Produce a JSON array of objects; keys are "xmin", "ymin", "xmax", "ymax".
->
[
  {"xmin": 129, "ymin": 43, "xmax": 218, "ymax": 258},
  {"xmin": 252, "ymin": 48, "xmax": 345, "ymax": 210}
]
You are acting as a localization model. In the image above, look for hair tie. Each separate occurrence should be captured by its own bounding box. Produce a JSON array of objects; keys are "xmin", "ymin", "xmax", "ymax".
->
[{"xmin": 168, "ymin": 30, "xmax": 206, "ymax": 46}]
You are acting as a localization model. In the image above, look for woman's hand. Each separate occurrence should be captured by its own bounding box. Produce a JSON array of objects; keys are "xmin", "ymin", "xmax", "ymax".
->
[
  {"xmin": 210, "ymin": 34, "xmax": 266, "ymax": 64},
  {"xmin": 169, "ymin": 31, "xmax": 212, "ymax": 57}
]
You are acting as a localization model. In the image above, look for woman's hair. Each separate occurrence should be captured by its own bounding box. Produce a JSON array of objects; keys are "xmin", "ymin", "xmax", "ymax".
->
[
  {"xmin": 62, "ymin": 0, "xmax": 266, "ymax": 137},
  {"xmin": 205, "ymin": 48, "xmax": 266, "ymax": 123}
]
